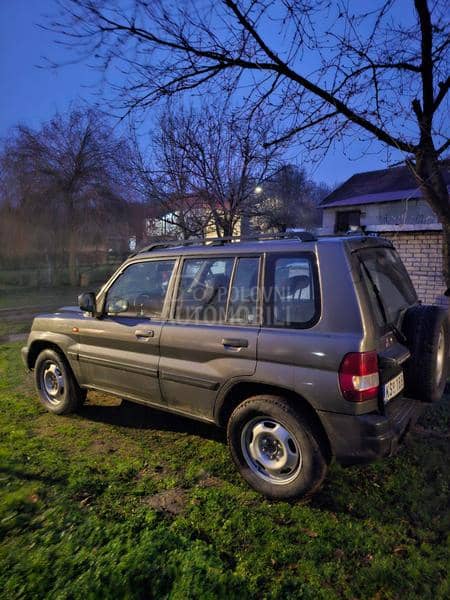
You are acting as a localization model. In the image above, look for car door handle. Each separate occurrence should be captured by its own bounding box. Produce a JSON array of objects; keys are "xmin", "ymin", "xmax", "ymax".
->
[
  {"xmin": 221, "ymin": 338, "xmax": 248, "ymax": 348},
  {"xmin": 135, "ymin": 329, "xmax": 155, "ymax": 339}
]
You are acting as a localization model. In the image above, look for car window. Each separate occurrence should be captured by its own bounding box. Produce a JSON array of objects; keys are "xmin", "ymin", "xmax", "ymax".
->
[
  {"xmin": 104, "ymin": 260, "xmax": 175, "ymax": 318},
  {"xmin": 357, "ymin": 247, "xmax": 417, "ymax": 326},
  {"xmin": 266, "ymin": 255, "xmax": 317, "ymax": 328},
  {"xmin": 228, "ymin": 257, "xmax": 260, "ymax": 325},
  {"xmin": 175, "ymin": 257, "xmax": 234, "ymax": 322}
]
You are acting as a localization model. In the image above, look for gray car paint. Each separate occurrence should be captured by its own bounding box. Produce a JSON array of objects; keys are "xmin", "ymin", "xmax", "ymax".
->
[{"xmin": 22, "ymin": 235, "xmax": 416, "ymax": 445}]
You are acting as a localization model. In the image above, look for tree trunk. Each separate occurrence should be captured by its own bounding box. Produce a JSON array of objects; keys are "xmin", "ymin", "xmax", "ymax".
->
[
  {"xmin": 222, "ymin": 219, "xmax": 234, "ymax": 237},
  {"xmin": 412, "ymin": 149, "xmax": 450, "ymax": 294},
  {"xmin": 442, "ymin": 221, "xmax": 450, "ymax": 297}
]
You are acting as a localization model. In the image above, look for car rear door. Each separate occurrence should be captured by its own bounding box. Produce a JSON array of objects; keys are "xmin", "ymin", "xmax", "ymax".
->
[
  {"xmin": 352, "ymin": 245, "xmax": 418, "ymax": 403},
  {"xmin": 159, "ymin": 254, "xmax": 261, "ymax": 419},
  {"xmin": 77, "ymin": 258, "xmax": 177, "ymax": 405}
]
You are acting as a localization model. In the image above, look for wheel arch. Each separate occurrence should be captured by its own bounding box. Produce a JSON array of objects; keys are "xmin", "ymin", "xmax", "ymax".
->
[
  {"xmin": 215, "ymin": 380, "xmax": 332, "ymax": 463},
  {"xmin": 27, "ymin": 339, "xmax": 73, "ymax": 372}
]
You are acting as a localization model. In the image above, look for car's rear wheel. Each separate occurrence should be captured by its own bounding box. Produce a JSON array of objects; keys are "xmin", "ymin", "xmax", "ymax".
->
[
  {"xmin": 35, "ymin": 349, "xmax": 86, "ymax": 414},
  {"xmin": 227, "ymin": 395, "xmax": 327, "ymax": 501},
  {"xmin": 402, "ymin": 305, "xmax": 449, "ymax": 403}
]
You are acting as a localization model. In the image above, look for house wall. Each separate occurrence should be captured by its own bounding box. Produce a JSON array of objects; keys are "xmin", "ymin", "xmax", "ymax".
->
[
  {"xmin": 322, "ymin": 198, "xmax": 437, "ymax": 234},
  {"xmin": 371, "ymin": 198, "xmax": 436, "ymax": 226},
  {"xmin": 369, "ymin": 228, "xmax": 449, "ymax": 308},
  {"xmin": 321, "ymin": 210, "xmax": 336, "ymax": 233},
  {"xmin": 321, "ymin": 197, "xmax": 447, "ymax": 308}
]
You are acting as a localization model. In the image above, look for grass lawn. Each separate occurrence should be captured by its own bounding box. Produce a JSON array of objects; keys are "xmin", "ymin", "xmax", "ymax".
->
[{"xmin": 0, "ymin": 342, "xmax": 449, "ymax": 599}]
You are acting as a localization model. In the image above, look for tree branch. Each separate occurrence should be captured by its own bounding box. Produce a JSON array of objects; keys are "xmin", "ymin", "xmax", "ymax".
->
[
  {"xmin": 436, "ymin": 137, "xmax": 450, "ymax": 156},
  {"xmin": 264, "ymin": 110, "xmax": 340, "ymax": 147},
  {"xmin": 433, "ymin": 76, "xmax": 450, "ymax": 111},
  {"xmin": 224, "ymin": 0, "xmax": 415, "ymax": 154},
  {"xmin": 414, "ymin": 0, "xmax": 434, "ymax": 129}
]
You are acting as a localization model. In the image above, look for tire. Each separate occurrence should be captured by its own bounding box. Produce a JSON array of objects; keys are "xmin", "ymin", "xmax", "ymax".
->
[
  {"xmin": 34, "ymin": 349, "xmax": 86, "ymax": 415},
  {"xmin": 402, "ymin": 305, "xmax": 449, "ymax": 403},
  {"xmin": 227, "ymin": 395, "xmax": 327, "ymax": 501}
]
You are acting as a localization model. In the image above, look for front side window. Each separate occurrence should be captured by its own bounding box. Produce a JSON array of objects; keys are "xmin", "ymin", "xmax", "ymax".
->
[
  {"xmin": 175, "ymin": 257, "xmax": 234, "ymax": 322},
  {"xmin": 265, "ymin": 254, "xmax": 318, "ymax": 328},
  {"xmin": 104, "ymin": 260, "xmax": 175, "ymax": 318}
]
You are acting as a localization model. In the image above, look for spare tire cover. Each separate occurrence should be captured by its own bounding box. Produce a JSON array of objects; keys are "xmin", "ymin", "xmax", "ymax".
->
[{"xmin": 401, "ymin": 304, "xmax": 449, "ymax": 403}]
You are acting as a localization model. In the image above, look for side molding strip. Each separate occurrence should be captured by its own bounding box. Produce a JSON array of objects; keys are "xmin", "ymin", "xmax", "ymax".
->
[
  {"xmin": 160, "ymin": 370, "xmax": 220, "ymax": 391},
  {"xmin": 78, "ymin": 354, "xmax": 158, "ymax": 378}
]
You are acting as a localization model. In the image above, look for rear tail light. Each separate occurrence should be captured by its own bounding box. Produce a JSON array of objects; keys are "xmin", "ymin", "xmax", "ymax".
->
[{"xmin": 339, "ymin": 351, "xmax": 379, "ymax": 402}]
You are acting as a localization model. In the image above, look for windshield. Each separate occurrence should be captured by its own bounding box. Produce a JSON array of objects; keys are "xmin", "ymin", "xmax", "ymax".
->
[{"xmin": 357, "ymin": 246, "xmax": 417, "ymax": 326}]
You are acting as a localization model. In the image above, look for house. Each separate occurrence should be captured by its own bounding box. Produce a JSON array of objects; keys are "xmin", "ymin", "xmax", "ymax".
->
[
  {"xmin": 148, "ymin": 192, "xmax": 244, "ymax": 240},
  {"xmin": 320, "ymin": 161, "xmax": 450, "ymax": 307}
]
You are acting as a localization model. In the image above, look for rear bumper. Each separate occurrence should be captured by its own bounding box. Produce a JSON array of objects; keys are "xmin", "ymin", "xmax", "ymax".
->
[{"xmin": 318, "ymin": 396, "xmax": 424, "ymax": 465}]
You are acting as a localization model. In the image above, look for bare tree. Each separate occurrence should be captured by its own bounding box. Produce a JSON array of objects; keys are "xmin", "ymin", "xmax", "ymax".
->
[
  {"xmin": 0, "ymin": 109, "xmax": 135, "ymax": 284},
  {"xmin": 136, "ymin": 103, "xmax": 283, "ymax": 238},
  {"xmin": 252, "ymin": 165, "xmax": 329, "ymax": 232},
  {"xmin": 50, "ymin": 0, "xmax": 450, "ymax": 290},
  {"xmin": 131, "ymin": 113, "xmax": 214, "ymax": 240}
]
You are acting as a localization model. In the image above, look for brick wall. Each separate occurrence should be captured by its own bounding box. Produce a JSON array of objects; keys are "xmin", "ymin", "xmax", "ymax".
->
[{"xmin": 377, "ymin": 230, "xmax": 449, "ymax": 308}]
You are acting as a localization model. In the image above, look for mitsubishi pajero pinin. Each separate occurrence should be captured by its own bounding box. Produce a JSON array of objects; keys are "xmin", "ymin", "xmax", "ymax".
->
[{"xmin": 22, "ymin": 233, "xmax": 449, "ymax": 500}]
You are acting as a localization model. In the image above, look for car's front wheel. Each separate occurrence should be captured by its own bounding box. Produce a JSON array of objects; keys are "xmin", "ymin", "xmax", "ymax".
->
[
  {"xmin": 35, "ymin": 349, "xmax": 86, "ymax": 415},
  {"xmin": 227, "ymin": 395, "xmax": 328, "ymax": 501}
]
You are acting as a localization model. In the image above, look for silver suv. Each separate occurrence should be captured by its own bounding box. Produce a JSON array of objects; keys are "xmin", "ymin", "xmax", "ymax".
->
[{"xmin": 22, "ymin": 234, "xmax": 449, "ymax": 500}]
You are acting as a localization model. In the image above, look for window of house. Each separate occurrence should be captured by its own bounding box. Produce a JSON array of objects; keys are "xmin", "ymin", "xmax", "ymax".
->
[
  {"xmin": 104, "ymin": 260, "xmax": 175, "ymax": 318},
  {"xmin": 335, "ymin": 210, "xmax": 361, "ymax": 233},
  {"xmin": 265, "ymin": 254, "xmax": 318, "ymax": 328}
]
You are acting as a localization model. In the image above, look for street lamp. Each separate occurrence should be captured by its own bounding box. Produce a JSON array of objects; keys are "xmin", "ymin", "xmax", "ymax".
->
[{"xmin": 254, "ymin": 186, "xmax": 263, "ymax": 194}]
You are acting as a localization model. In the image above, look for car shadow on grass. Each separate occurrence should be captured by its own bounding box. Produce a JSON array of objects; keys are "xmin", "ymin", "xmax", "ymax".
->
[
  {"xmin": 79, "ymin": 398, "xmax": 226, "ymax": 443},
  {"xmin": 77, "ymin": 392, "xmax": 449, "ymax": 520}
]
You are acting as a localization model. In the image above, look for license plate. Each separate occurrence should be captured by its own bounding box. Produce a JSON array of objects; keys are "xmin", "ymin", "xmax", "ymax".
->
[{"xmin": 383, "ymin": 371, "xmax": 404, "ymax": 403}]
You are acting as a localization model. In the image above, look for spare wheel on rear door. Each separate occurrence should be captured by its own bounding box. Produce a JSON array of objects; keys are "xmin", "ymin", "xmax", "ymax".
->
[{"xmin": 401, "ymin": 304, "xmax": 449, "ymax": 403}]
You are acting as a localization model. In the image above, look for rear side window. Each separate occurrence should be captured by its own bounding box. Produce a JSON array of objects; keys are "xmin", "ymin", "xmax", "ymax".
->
[
  {"xmin": 357, "ymin": 247, "xmax": 417, "ymax": 326},
  {"xmin": 174, "ymin": 256, "xmax": 261, "ymax": 324},
  {"xmin": 264, "ymin": 254, "xmax": 318, "ymax": 328},
  {"xmin": 175, "ymin": 257, "xmax": 234, "ymax": 322}
]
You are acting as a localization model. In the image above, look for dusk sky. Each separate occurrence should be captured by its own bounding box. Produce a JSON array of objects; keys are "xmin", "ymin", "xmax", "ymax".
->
[{"xmin": 0, "ymin": 0, "xmax": 408, "ymax": 188}]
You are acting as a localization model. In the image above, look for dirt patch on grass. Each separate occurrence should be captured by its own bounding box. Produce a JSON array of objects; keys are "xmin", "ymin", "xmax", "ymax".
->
[
  {"xmin": 135, "ymin": 463, "xmax": 167, "ymax": 481},
  {"xmin": 89, "ymin": 439, "xmax": 118, "ymax": 454},
  {"xmin": 143, "ymin": 488, "xmax": 188, "ymax": 516},
  {"xmin": 197, "ymin": 474, "xmax": 225, "ymax": 488},
  {"xmin": 86, "ymin": 391, "xmax": 122, "ymax": 407},
  {"xmin": 0, "ymin": 333, "xmax": 28, "ymax": 344}
]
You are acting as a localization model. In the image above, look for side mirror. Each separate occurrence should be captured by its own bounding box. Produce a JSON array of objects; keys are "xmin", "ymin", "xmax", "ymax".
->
[{"xmin": 78, "ymin": 292, "xmax": 97, "ymax": 315}]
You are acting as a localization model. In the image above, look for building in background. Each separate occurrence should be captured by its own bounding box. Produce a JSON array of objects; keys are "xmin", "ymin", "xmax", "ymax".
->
[{"xmin": 320, "ymin": 160, "xmax": 450, "ymax": 307}]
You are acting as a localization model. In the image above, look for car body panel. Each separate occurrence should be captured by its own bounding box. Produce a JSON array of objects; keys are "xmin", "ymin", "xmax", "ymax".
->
[
  {"xmin": 23, "ymin": 308, "xmax": 84, "ymax": 376},
  {"xmin": 22, "ymin": 234, "xmax": 424, "ymax": 465},
  {"xmin": 159, "ymin": 322, "xmax": 259, "ymax": 419},
  {"xmin": 76, "ymin": 315, "xmax": 164, "ymax": 405}
]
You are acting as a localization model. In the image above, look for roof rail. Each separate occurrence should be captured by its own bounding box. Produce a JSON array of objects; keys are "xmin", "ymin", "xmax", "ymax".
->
[{"xmin": 136, "ymin": 231, "xmax": 316, "ymax": 254}]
